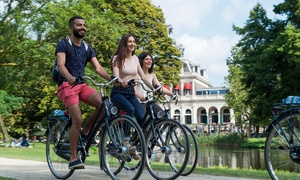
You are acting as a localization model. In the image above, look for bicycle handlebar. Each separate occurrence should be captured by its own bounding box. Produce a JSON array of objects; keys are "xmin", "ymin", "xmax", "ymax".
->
[
  {"xmin": 134, "ymin": 80, "xmax": 160, "ymax": 94},
  {"xmin": 79, "ymin": 75, "xmax": 118, "ymax": 87},
  {"xmin": 157, "ymin": 93, "xmax": 178, "ymax": 105}
]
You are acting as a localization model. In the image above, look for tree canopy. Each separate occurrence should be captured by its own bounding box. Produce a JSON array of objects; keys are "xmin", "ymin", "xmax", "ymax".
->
[
  {"xmin": 226, "ymin": 1, "xmax": 300, "ymax": 130},
  {"xmin": 0, "ymin": 0, "xmax": 182, "ymax": 141}
]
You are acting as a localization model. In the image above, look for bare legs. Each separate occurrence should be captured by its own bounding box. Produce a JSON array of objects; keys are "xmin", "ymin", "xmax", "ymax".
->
[{"xmin": 67, "ymin": 92, "xmax": 103, "ymax": 162}]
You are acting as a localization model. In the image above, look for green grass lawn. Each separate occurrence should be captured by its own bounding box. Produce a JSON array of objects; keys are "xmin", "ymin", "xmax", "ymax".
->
[{"xmin": 1, "ymin": 142, "xmax": 300, "ymax": 180}]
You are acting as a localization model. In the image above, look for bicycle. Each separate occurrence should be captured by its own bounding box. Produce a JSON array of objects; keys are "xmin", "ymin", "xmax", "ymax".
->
[
  {"xmin": 45, "ymin": 76, "xmax": 146, "ymax": 180},
  {"xmin": 158, "ymin": 94, "xmax": 199, "ymax": 176},
  {"xmin": 128, "ymin": 81, "xmax": 191, "ymax": 180},
  {"xmin": 264, "ymin": 96, "xmax": 300, "ymax": 180}
]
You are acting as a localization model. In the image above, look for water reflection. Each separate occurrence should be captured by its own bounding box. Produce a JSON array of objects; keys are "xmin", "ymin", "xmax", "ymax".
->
[
  {"xmin": 151, "ymin": 145, "xmax": 300, "ymax": 171},
  {"xmin": 198, "ymin": 146, "xmax": 266, "ymax": 169},
  {"xmin": 152, "ymin": 145, "xmax": 267, "ymax": 170}
]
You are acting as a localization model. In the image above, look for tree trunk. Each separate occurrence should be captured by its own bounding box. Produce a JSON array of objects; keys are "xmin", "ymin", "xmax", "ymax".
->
[{"xmin": 0, "ymin": 115, "xmax": 10, "ymax": 142}]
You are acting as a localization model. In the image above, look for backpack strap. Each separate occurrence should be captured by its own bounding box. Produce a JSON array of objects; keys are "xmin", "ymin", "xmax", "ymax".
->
[
  {"xmin": 65, "ymin": 37, "xmax": 90, "ymax": 65},
  {"xmin": 64, "ymin": 38, "xmax": 73, "ymax": 58},
  {"xmin": 82, "ymin": 41, "xmax": 90, "ymax": 65}
]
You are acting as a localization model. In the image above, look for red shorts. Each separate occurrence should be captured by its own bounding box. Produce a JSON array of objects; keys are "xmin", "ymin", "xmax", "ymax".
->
[{"xmin": 57, "ymin": 82, "xmax": 96, "ymax": 108}]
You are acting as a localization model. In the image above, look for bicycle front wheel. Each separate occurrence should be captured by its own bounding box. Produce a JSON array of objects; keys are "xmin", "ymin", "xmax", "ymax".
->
[
  {"xmin": 99, "ymin": 115, "xmax": 146, "ymax": 180},
  {"xmin": 46, "ymin": 119, "xmax": 74, "ymax": 179},
  {"xmin": 265, "ymin": 110, "xmax": 300, "ymax": 180},
  {"xmin": 146, "ymin": 119, "xmax": 190, "ymax": 180}
]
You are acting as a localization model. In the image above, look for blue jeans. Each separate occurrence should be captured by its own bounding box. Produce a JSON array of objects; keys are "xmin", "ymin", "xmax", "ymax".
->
[
  {"xmin": 111, "ymin": 93, "xmax": 145, "ymax": 124},
  {"xmin": 111, "ymin": 86, "xmax": 145, "ymax": 137}
]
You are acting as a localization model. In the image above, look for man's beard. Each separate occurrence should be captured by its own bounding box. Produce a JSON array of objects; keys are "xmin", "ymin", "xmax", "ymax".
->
[{"xmin": 74, "ymin": 30, "xmax": 85, "ymax": 38}]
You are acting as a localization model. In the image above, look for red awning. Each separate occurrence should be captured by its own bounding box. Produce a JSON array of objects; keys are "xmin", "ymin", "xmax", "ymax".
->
[
  {"xmin": 184, "ymin": 83, "xmax": 191, "ymax": 90},
  {"xmin": 174, "ymin": 84, "xmax": 180, "ymax": 90}
]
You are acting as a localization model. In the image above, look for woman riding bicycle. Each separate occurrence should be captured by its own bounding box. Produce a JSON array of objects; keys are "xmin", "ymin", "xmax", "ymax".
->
[
  {"xmin": 110, "ymin": 34, "xmax": 152, "ymax": 159},
  {"xmin": 135, "ymin": 52, "xmax": 176, "ymax": 115}
]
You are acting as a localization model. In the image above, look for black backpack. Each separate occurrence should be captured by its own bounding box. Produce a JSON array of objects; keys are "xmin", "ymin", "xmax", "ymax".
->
[{"xmin": 51, "ymin": 38, "xmax": 90, "ymax": 84}]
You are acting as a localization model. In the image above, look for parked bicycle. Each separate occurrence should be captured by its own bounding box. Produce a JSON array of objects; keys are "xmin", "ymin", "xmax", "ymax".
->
[
  {"xmin": 126, "ymin": 81, "xmax": 191, "ymax": 180},
  {"xmin": 45, "ymin": 76, "xmax": 146, "ymax": 180},
  {"xmin": 157, "ymin": 94, "xmax": 199, "ymax": 176},
  {"xmin": 264, "ymin": 96, "xmax": 300, "ymax": 180}
]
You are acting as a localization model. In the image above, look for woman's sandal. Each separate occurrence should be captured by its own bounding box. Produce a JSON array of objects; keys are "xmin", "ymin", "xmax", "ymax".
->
[{"xmin": 124, "ymin": 140, "xmax": 141, "ymax": 160}]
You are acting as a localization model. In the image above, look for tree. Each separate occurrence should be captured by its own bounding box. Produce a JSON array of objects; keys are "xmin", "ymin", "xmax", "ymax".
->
[
  {"xmin": 0, "ymin": 0, "xmax": 183, "ymax": 136},
  {"xmin": 33, "ymin": 0, "xmax": 182, "ymax": 118},
  {"xmin": 227, "ymin": 1, "xmax": 300, "ymax": 129},
  {"xmin": 273, "ymin": 0, "xmax": 300, "ymax": 28},
  {"xmin": 228, "ymin": 3, "xmax": 282, "ymax": 126},
  {"xmin": 0, "ymin": 0, "xmax": 52, "ymax": 137},
  {"xmin": 226, "ymin": 47, "xmax": 252, "ymax": 136},
  {"xmin": 103, "ymin": 0, "xmax": 182, "ymax": 85},
  {"xmin": 0, "ymin": 90, "xmax": 23, "ymax": 142}
]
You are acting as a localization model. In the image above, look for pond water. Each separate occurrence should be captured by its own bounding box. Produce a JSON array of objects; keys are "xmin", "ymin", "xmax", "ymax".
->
[
  {"xmin": 152, "ymin": 145, "xmax": 300, "ymax": 171},
  {"xmin": 196, "ymin": 146, "xmax": 266, "ymax": 170},
  {"xmin": 152, "ymin": 145, "xmax": 267, "ymax": 170}
]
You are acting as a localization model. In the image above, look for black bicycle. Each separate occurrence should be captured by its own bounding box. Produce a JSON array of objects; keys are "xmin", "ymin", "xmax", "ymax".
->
[
  {"xmin": 45, "ymin": 76, "xmax": 146, "ymax": 180},
  {"xmin": 158, "ymin": 94, "xmax": 199, "ymax": 176},
  {"xmin": 265, "ymin": 96, "xmax": 300, "ymax": 180},
  {"xmin": 128, "ymin": 81, "xmax": 191, "ymax": 180}
]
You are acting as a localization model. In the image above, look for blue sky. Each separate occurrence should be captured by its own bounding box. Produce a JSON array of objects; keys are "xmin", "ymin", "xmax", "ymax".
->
[{"xmin": 151, "ymin": 0, "xmax": 284, "ymax": 87}]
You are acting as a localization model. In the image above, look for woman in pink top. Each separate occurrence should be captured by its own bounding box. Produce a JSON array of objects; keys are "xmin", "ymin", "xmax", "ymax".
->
[
  {"xmin": 110, "ymin": 34, "xmax": 151, "ymax": 147},
  {"xmin": 135, "ymin": 52, "xmax": 175, "ymax": 117}
]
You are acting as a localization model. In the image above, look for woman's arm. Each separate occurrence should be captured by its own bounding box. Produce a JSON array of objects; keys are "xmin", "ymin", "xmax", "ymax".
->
[
  {"xmin": 137, "ymin": 65, "xmax": 153, "ymax": 90},
  {"xmin": 134, "ymin": 74, "xmax": 147, "ymax": 102},
  {"xmin": 152, "ymin": 73, "xmax": 174, "ymax": 96}
]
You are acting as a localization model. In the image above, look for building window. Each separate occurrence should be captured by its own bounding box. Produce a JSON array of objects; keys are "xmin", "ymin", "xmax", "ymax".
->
[
  {"xmin": 174, "ymin": 109, "xmax": 180, "ymax": 122},
  {"xmin": 173, "ymin": 84, "xmax": 181, "ymax": 95},
  {"xmin": 185, "ymin": 109, "xmax": 192, "ymax": 124},
  {"xmin": 184, "ymin": 83, "xmax": 191, "ymax": 95},
  {"xmin": 223, "ymin": 109, "xmax": 230, "ymax": 123},
  {"xmin": 200, "ymin": 109, "xmax": 207, "ymax": 124},
  {"xmin": 211, "ymin": 108, "xmax": 218, "ymax": 124}
]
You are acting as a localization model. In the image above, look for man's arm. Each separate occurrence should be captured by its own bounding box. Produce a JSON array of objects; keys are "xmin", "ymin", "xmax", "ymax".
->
[
  {"xmin": 57, "ymin": 52, "xmax": 76, "ymax": 85},
  {"xmin": 90, "ymin": 57, "xmax": 111, "ymax": 81}
]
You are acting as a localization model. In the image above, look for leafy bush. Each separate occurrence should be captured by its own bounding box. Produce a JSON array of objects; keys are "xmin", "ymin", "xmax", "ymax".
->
[
  {"xmin": 196, "ymin": 133, "xmax": 244, "ymax": 146},
  {"xmin": 241, "ymin": 138, "xmax": 266, "ymax": 148}
]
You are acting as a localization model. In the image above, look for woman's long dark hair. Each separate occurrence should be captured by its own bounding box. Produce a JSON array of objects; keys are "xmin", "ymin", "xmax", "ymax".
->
[
  {"xmin": 138, "ymin": 52, "xmax": 154, "ymax": 73},
  {"xmin": 110, "ymin": 33, "xmax": 136, "ymax": 70}
]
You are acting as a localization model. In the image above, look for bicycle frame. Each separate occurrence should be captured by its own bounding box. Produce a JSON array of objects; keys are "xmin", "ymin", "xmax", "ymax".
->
[
  {"xmin": 46, "ymin": 76, "xmax": 148, "ymax": 180},
  {"xmin": 135, "ymin": 81, "xmax": 183, "ymax": 151},
  {"xmin": 47, "ymin": 76, "xmax": 120, "ymax": 161}
]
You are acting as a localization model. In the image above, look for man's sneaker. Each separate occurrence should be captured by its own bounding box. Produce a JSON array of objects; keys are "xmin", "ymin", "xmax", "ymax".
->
[
  {"xmin": 68, "ymin": 160, "xmax": 84, "ymax": 169},
  {"xmin": 91, "ymin": 138, "xmax": 98, "ymax": 146}
]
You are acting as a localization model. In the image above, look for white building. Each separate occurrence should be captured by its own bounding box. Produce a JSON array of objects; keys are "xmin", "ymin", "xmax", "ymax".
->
[{"xmin": 168, "ymin": 59, "xmax": 235, "ymax": 133}]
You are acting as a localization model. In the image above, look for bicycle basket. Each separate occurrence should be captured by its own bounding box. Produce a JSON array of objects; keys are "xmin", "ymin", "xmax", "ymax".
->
[
  {"xmin": 282, "ymin": 96, "xmax": 300, "ymax": 104},
  {"xmin": 48, "ymin": 109, "xmax": 69, "ymax": 121}
]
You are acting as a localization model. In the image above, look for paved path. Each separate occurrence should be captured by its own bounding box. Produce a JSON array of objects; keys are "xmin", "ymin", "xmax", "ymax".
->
[{"xmin": 0, "ymin": 157, "xmax": 260, "ymax": 180}]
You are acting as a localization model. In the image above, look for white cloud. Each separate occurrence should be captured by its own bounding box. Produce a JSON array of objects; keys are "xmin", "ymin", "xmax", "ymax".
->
[
  {"xmin": 152, "ymin": 0, "xmax": 284, "ymax": 86},
  {"xmin": 153, "ymin": 0, "xmax": 218, "ymax": 34},
  {"xmin": 177, "ymin": 34, "xmax": 236, "ymax": 86}
]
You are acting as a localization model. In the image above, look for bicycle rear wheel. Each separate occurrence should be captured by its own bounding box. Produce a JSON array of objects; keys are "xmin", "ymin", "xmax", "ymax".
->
[
  {"xmin": 46, "ymin": 119, "xmax": 74, "ymax": 179},
  {"xmin": 181, "ymin": 124, "xmax": 198, "ymax": 176},
  {"xmin": 145, "ymin": 119, "xmax": 190, "ymax": 180},
  {"xmin": 265, "ymin": 110, "xmax": 300, "ymax": 180},
  {"xmin": 99, "ymin": 115, "xmax": 146, "ymax": 180}
]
